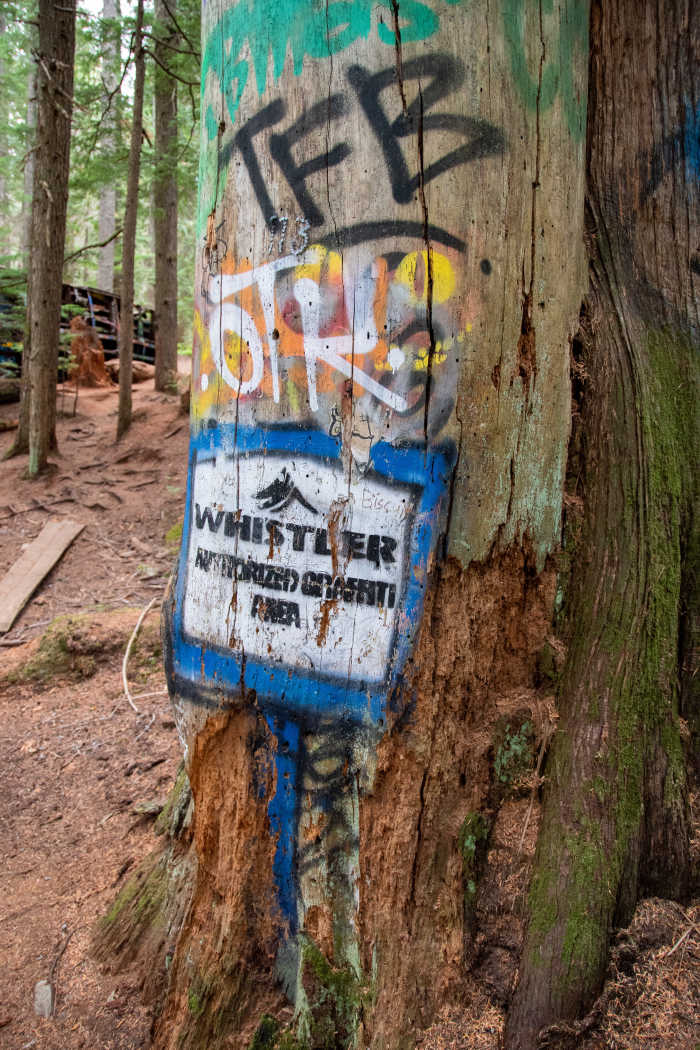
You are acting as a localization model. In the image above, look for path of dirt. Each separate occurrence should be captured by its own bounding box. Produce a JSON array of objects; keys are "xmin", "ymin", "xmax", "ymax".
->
[{"xmin": 0, "ymin": 379, "xmax": 189, "ymax": 1049}]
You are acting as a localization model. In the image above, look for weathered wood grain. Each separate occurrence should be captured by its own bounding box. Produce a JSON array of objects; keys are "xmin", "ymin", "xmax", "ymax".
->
[{"xmin": 0, "ymin": 518, "xmax": 84, "ymax": 632}]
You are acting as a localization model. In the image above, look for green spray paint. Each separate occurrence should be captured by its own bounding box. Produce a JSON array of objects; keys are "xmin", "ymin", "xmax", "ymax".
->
[
  {"xmin": 503, "ymin": 0, "xmax": 588, "ymax": 140},
  {"xmin": 201, "ymin": 0, "xmax": 445, "ymax": 139}
]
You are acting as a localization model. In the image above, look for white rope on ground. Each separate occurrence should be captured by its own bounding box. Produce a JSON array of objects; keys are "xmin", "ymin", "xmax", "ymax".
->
[
  {"xmin": 122, "ymin": 596, "xmax": 160, "ymax": 714},
  {"xmin": 130, "ymin": 688, "xmax": 168, "ymax": 701}
]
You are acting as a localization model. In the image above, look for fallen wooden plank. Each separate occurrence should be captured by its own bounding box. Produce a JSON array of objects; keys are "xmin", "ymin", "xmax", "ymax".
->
[{"xmin": 0, "ymin": 519, "xmax": 85, "ymax": 633}]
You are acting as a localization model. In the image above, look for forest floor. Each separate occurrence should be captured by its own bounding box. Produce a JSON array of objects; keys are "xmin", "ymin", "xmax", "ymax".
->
[
  {"xmin": 0, "ymin": 377, "xmax": 188, "ymax": 1049},
  {"xmin": 0, "ymin": 377, "xmax": 698, "ymax": 1050}
]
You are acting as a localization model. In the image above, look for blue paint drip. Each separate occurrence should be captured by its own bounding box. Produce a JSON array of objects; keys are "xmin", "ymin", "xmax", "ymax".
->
[
  {"xmin": 684, "ymin": 99, "xmax": 700, "ymax": 183},
  {"xmin": 265, "ymin": 713, "xmax": 301, "ymax": 931}
]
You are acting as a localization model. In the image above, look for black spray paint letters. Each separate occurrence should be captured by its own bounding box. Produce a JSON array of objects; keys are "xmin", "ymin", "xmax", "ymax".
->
[
  {"xmin": 194, "ymin": 503, "xmax": 398, "ymax": 566},
  {"xmin": 221, "ymin": 54, "xmax": 505, "ymax": 235},
  {"xmin": 195, "ymin": 546, "xmax": 398, "ymax": 611},
  {"xmin": 251, "ymin": 594, "xmax": 301, "ymax": 628}
]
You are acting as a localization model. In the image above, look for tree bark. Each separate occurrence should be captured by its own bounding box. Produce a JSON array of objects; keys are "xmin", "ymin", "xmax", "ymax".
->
[
  {"xmin": 97, "ymin": 0, "xmax": 121, "ymax": 293},
  {"xmin": 117, "ymin": 0, "xmax": 146, "ymax": 441},
  {"xmin": 153, "ymin": 0, "xmax": 179, "ymax": 393},
  {"xmin": 505, "ymin": 2, "xmax": 697, "ymax": 1046},
  {"xmin": 26, "ymin": 0, "xmax": 76, "ymax": 476},
  {"xmin": 6, "ymin": 50, "xmax": 39, "ymax": 461},
  {"xmin": 0, "ymin": 12, "xmax": 7, "ymax": 222},
  {"xmin": 22, "ymin": 59, "xmax": 38, "ymax": 275},
  {"xmin": 152, "ymin": 1, "xmax": 589, "ymax": 1047}
]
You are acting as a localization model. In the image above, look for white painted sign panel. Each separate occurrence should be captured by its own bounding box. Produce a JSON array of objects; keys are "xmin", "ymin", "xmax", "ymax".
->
[{"xmin": 182, "ymin": 452, "xmax": 415, "ymax": 684}]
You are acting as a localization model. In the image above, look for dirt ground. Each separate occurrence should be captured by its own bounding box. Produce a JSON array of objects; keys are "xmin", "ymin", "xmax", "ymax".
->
[
  {"xmin": 0, "ymin": 377, "xmax": 698, "ymax": 1050},
  {"xmin": 0, "ymin": 378, "xmax": 188, "ymax": 1050}
]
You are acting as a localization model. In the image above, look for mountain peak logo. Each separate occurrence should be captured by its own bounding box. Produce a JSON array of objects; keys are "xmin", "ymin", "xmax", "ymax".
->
[{"xmin": 255, "ymin": 469, "xmax": 318, "ymax": 515}]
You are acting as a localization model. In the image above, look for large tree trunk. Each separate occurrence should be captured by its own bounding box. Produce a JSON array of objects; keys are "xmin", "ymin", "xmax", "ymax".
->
[
  {"xmin": 153, "ymin": 0, "xmax": 179, "ymax": 393},
  {"xmin": 117, "ymin": 0, "xmax": 145, "ymax": 441},
  {"xmin": 150, "ymin": 1, "xmax": 589, "ymax": 1047},
  {"xmin": 7, "ymin": 53, "xmax": 38, "ymax": 461},
  {"xmin": 505, "ymin": 2, "xmax": 697, "ymax": 1046},
  {"xmin": 26, "ymin": 0, "xmax": 76, "ymax": 476},
  {"xmin": 0, "ymin": 12, "xmax": 6, "ymax": 222},
  {"xmin": 97, "ymin": 0, "xmax": 121, "ymax": 293}
]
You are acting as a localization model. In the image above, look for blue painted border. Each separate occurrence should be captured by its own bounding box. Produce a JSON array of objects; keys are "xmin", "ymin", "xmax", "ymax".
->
[{"xmin": 171, "ymin": 422, "xmax": 455, "ymax": 728}]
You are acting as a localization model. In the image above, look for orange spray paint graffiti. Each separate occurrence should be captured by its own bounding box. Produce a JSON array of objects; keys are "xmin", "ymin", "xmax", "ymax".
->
[{"xmin": 192, "ymin": 244, "xmax": 475, "ymax": 444}]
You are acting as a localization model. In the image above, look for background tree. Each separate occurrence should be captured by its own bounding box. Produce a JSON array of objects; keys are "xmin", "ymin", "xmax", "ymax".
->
[
  {"xmin": 21, "ymin": 40, "xmax": 38, "ymax": 274},
  {"xmin": 117, "ymin": 0, "xmax": 145, "ymax": 440},
  {"xmin": 152, "ymin": 0, "xmax": 179, "ymax": 392},
  {"xmin": 0, "ymin": 2, "xmax": 36, "ymax": 262},
  {"xmin": 97, "ymin": 0, "xmax": 121, "ymax": 293},
  {"xmin": 26, "ymin": 0, "xmax": 76, "ymax": 475}
]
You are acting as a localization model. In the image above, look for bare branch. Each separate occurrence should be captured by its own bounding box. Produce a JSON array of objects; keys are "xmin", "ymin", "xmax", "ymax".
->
[
  {"xmin": 143, "ymin": 29, "xmax": 199, "ymax": 60},
  {"xmin": 63, "ymin": 226, "xmax": 123, "ymax": 264},
  {"xmin": 176, "ymin": 114, "xmax": 197, "ymax": 161},
  {"xmin": 158, "ymin": 0, "xmax": 199, "ymax": 58},
  {"xmin": 143, "ymin": 47, "xmax": 199, "ymax": 87},
  {"xmin": 35, "ymin": 52, "xmax": 87, "ymax": 111},
  {"xmin": 86, "ymin": 31, "xmax": 135, "ymax": 154}
]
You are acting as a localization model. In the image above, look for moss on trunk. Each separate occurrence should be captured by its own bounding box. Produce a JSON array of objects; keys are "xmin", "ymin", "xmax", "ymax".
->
[{"xmin": 505, "ymin": 4, "xmax": 698, "ymax": 1040}]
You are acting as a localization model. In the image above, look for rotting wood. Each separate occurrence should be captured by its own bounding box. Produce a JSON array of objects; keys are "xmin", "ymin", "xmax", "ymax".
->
[{"xmin": 0, "ymin": 518, "xmax": 85, "ymax": 633}]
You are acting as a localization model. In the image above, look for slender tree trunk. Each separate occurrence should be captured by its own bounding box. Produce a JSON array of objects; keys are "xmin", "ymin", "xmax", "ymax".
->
[
  {"xmin": 505, "ymin": 1, "xmax": 697, "ymax": 1046},
  {"xmin": 97, "ymin": 0, "xmax": 121, "ymax": 292},
  {"xmin": 117, "ymin": 0, "xmax": 145, "ymax": 441},
  {"xmin": 26, "ymin": 0, "xmax": 76, "ymax": 477},
  {"xmin": 7, "ymin": 40, "xmax": 41, "ymax": 460},
  {"xmin": 153, "ymin": 0, "xmax": 179, "ymax": 393},
  {"xmin": 0, "ymin": 12, "xmax": 7, "ymax": 223},
  {"xmin": 22, "ymin": 60, "xmax": 38, "ymax": 274}
]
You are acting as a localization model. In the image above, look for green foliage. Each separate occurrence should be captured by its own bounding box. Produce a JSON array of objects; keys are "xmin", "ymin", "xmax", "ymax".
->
[
  {"xmin": 11, "ymin": 614, "xmax": 98, "ymax": 683},
  {"xmin": 0, "ymin": 266, "xmax": 25, "ymax": 364},
  {"xmin": 458, "ymin": 811, "xmax": 491, "ymax": 917},
  {"xmin": 0, "ymin": 1, "xmax": 36, "ymax": 265},
  {"xmin": 493, "ymin": 720, "xmax": 534, "ymax": 787},
  {"xmin": 298, "ymin": 940, "xmax": 366, "ymax": 1050},
  {"xmin": 188, "ymin": 989, "xmax": 205, "ymax": 1019},
  {"xmin": 165, "ymin": 518, "xmax": 183, "ymax": 547},
  {"xmin": 154, "ymin": 762, "xmax": 191, "ymax": 838},
  {"xmin": 0, "ymin": 0, "xmax": 201, "ymax": 349},
  {"xmin": 249, "ymin": 1015, "xmax": 282, "ymax": 1050}
]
